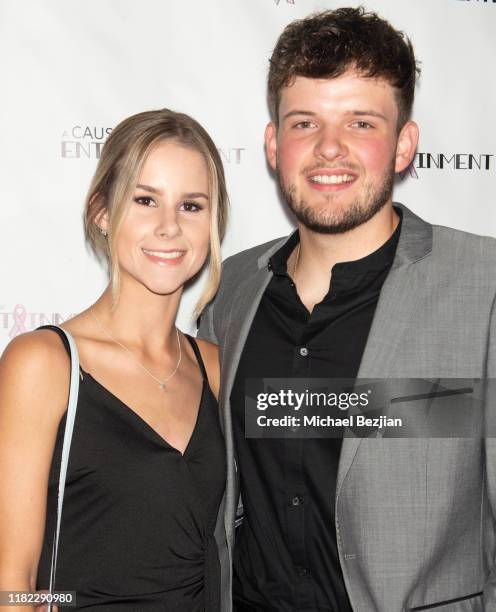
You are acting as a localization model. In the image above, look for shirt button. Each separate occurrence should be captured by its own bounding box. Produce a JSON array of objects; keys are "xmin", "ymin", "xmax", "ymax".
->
[
  {"xmin": 297, "ymin": 566, "xmax": 311, "ymax": 577},
  {"xmin": 299, "ymin": 347, "xmax": 309, "ymax": 357},
  {"xmin": 291, "ymin": 495, "xmax": 303, "ymax": 506}
]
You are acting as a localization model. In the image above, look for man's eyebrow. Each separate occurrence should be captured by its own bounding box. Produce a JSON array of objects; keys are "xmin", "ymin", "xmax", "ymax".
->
[
  {"xmin": 282, "ymin": 110, "xmax": 317, "ymax": 121},
  {"xmin": 281, "ymin": 109, "xmax": 388, "ymax": 122},
  {"xmin": 350, "ymin": 110, "xmax": 388, "ymax": 121}
]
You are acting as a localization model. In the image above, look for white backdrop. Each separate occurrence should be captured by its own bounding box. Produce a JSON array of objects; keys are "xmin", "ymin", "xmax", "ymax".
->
[{"xmin": 1, "ymin": 0, "xmax": 495, "ymax": 351}]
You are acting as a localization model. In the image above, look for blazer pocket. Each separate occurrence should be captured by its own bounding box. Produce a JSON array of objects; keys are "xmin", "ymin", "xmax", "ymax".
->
[
  {"xmin": 386, "ymin": 384, "xmax": 481, "ymax": 438},
  {"xmin": 409, "ymin": 590, "xmax": 483, "ymax": 610},
  {"xmin": 390, "ymin": 387, "xmax": 474, "ymax": 404}
]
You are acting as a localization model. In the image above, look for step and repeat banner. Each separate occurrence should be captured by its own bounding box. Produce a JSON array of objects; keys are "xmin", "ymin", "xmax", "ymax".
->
[{"xmin": 1, "ymin": 0, "xmax": 495, "ymax": 350}]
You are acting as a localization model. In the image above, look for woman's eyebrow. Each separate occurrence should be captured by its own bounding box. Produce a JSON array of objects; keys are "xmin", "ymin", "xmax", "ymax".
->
[
  {"xmin": 182, "ymin": 192, "xmax": 209, "ymax": 200},
  {"xmin": 136, "ymin": 184, "xmax": 208, "ymax": 199},
  {"xmin": 136, "ymin": 183, "xmax": 161, "ymax": 194}
]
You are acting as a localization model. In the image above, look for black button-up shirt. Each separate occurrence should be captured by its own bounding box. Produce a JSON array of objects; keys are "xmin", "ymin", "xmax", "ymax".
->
[{"xmin": 231, "ymin": 210, "xmax": 402, "ymax": 611}]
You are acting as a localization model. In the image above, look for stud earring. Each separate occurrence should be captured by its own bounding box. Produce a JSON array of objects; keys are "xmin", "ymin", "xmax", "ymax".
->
[{"xmin": 100, "ymin": 228, "xmax": 108, "ymax": 237}]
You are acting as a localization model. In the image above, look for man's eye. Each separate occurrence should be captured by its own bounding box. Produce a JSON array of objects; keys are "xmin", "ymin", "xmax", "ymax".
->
[
  {"xmin": 134, "ymin": 196, "xmax": 156, "ymax": 207},
  {"xmin": 180, "ymin": 201, "xmax": 203, "ymax": 212},
  {"xmin": 352, "ymin": 121, "xmax": 373, "ymax": 129},
  {"xmin": 294, "ymin": 121, "xmax": 315, "ymax": 129}
]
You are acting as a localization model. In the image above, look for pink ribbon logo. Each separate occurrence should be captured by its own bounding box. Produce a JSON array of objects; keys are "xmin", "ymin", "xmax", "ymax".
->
[{"xmin": 9, "ymin": 304, "xmax": 28, "ymax": 338}]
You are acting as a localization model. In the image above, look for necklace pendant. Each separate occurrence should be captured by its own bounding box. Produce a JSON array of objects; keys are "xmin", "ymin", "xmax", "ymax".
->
[{"xmin": 159, "ymin": 383, "xmax": 166, "ymax": 391}]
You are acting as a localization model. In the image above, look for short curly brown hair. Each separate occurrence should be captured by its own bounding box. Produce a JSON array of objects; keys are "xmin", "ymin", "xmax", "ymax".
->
[{"xmin": 268, "ymin": 7, "xmax": 420, "ymax": 129}]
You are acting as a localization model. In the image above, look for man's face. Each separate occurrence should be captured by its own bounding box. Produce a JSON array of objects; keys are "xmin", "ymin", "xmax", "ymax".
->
[{"xmin": 265, "ymin": 70, "xmax": 418, "ymax": 234}]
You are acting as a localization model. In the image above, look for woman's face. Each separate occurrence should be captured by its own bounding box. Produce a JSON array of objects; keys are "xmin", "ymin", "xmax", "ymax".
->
[{"xmin": 108, "ymin": 139, "xmax": 211, "ymax": 298}]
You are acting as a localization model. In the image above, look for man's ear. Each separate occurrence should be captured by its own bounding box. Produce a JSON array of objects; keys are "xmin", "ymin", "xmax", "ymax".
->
[
  {"xmin": 395, "ymin": 120, "xmax": 419, "ymax": 173},
  {"xmin": 264, "ymin": 122, "xmax": 278, "ymax": 171}
]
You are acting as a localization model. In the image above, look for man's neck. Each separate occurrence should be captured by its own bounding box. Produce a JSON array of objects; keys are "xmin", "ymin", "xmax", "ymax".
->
[{"xmin": 290, "ymin": 203, "xmax": 399, "ymax": 313}]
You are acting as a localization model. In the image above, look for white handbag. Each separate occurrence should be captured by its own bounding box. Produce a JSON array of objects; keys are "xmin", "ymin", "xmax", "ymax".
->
[{"xmin": 47, "ymin": 328, "xmax": 80, "ymax": 612}]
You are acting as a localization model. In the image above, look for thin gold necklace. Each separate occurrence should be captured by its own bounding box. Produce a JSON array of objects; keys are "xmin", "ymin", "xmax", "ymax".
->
[{"xmin": 90, "ymin": 309, "xmax": 182, "ymax": 392}]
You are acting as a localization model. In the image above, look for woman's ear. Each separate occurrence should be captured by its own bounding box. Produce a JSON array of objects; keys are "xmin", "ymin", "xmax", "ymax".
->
[{"xmin": 91, "ymin": 195, "xmax": 109, "ymax": 234}]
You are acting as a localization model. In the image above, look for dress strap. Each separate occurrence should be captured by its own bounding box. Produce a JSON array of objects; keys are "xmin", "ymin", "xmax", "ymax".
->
[
  {"xmin": 185, "ymin": 334, "xmax": 208, "ymax": 381},
  {"xmin": 37, "ymin": 325, "xmax": 71, "ymax": 357},
  {"xmin": 35, "ymin": 326, "xmax": 81, "ymax": 610},
  {"xmin": 37, "ymin": 325, "xmax": 85, "ymax": 378}
]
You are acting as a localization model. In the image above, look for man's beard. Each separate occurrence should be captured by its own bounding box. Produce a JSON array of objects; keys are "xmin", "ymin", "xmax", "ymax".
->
[{"xmin": 278, "ymin": 160, "xmax": 395, "ymax": 235}]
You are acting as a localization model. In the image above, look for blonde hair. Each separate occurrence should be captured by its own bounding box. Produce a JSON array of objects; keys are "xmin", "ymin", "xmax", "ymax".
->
[{"xmin": 84, "ymin": 109, "xmax": 228, "ymax": 316}]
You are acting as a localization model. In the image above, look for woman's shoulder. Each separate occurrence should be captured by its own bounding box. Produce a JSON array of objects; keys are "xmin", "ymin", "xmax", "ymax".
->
[
  {"xmin": 2, "ymin": 328, "xmax": 70, "ymax": 369},
  {"xmin": 193, "ymin": 337, "xmax": 220, "ymax": 399},
  {"xmin": 194, "ymin": 337, "xmax": 218, "ymax": 357},
  {"xmin": 0, "ymin": 329, "xmax": 71, "ymax": 417}
]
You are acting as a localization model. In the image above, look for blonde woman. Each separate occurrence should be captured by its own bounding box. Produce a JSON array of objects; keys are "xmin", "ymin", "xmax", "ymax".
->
[{"xmin": 0, "ymin": 109, "xmax": 228, "ymax": 611}]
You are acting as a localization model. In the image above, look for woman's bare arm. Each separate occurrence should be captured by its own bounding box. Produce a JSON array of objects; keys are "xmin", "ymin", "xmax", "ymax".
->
[{"xmin": 0, "ymin": 331, "xmax": 70, "ymax": 611}]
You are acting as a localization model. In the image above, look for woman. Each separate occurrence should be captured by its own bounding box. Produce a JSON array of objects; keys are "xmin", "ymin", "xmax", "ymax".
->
[{"xmin": 0, "ymin": 109, "xmax": 228, "ymax": 611}]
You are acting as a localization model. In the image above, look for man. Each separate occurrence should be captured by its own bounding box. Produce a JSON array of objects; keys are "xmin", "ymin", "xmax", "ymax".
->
[{"xmin": 199, "ymin": 8, "xmax": 496, "ymax": 611}]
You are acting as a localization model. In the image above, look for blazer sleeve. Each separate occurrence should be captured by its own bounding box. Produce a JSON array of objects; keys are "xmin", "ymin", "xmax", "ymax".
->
[
  {"xmin": 197, "ymin": 253, "xmax": 238, "ymax": 345},
  {"xmin": 484, "ymin": 290, "xmax": 496, "ymax": 610},
  {"xmin": 197, "ymin": 258, "xmax": 230, "ymax": 344},
  {"xmin": 197, "ymin": 299, "xmax": 218, "ymax": 345}
]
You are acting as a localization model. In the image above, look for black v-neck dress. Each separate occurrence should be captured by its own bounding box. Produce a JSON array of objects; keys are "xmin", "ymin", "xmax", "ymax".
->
[{"xmin": 36, "ymin": 326, "xmax": 226, "ymax": 611}]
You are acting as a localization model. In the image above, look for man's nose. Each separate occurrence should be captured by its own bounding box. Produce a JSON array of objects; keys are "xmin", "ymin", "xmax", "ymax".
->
[{"xmin": 313, "ymin": 126, "xmax": 348, "ymax": 161}]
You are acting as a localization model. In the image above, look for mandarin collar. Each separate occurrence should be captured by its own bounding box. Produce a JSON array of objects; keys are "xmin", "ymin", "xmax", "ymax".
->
[{"xmin": 268, "ymin": 207, "xmax": 403, "ymax": 296}]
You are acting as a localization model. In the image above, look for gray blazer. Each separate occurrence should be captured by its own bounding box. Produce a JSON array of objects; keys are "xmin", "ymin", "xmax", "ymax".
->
[{"xmin": 199, "ymin": 204, "xmax": 496, "ymax": 612}]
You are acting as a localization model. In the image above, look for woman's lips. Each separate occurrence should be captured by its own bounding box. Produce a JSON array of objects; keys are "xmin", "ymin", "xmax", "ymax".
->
[{"xmin": 141, "ymin": 248, "xmax": 186, "ymax": 265}]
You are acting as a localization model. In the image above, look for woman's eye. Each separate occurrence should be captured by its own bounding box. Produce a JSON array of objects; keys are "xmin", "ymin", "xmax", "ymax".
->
[
  {"xmin": 180, "ymin": 202, "xmax": 202, "ymax": 212},
  {"xmin": 134, "ymin": 196, "xmax": 156, "ymax": 207}
]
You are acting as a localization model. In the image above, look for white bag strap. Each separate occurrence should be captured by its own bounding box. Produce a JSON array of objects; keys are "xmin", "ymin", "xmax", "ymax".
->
[{"xmin": 47, "ymin": 328, "xmax": 80, "ymax": 610}]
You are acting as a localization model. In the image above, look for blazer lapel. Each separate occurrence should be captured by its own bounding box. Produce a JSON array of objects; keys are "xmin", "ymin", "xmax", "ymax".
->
[
  {"xmin": 336, "ymin": 204, "xmax": 434, "ymax": 500},
  {"xmin": 220, "ymin": 268, "xmax": 272, "ymax": 408},
  {"xmin": 218, "ymin": 237, "xmax": 288, "ymax": 544},
  {"xmin": 220, "ymin": 237, "xmax": 289, "ymax": 409}
]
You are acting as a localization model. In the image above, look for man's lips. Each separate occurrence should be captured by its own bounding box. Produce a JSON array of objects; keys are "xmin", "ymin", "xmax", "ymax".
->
[
  {"xmin": 141, "ymin": 248, "xmax": 186, "ymax": 265},
  {"xmin": 306, "ymin": 168, "xmax": 358, "ymax": 191}
]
